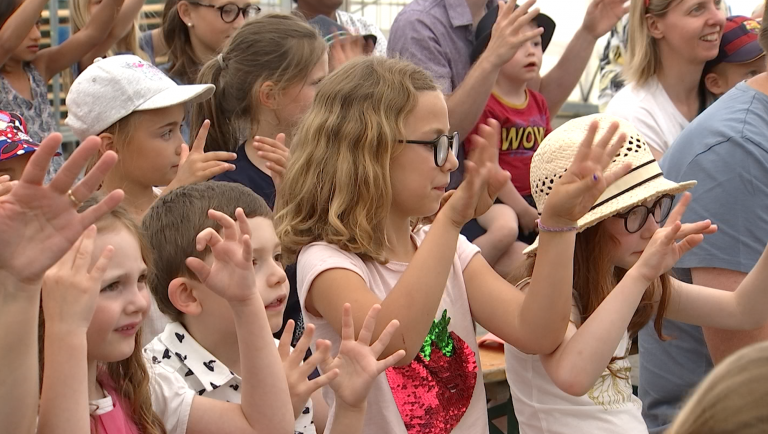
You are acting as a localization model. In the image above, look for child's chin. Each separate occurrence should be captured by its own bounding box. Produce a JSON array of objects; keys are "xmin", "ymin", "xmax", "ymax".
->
[{"xmin": 267, "ymin": 311, "xmax": 286, "ymax": 334}]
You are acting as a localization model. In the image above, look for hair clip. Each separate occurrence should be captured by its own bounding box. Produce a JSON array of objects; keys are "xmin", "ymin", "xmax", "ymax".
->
[{"xmin": 217, "ymin": 53, "xmax": 227, "ymax": 70}]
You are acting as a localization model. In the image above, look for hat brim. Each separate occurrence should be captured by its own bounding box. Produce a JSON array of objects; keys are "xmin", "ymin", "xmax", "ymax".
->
[
  {"xmin": 470, "ymin": 13, "xmax": 556, "ymax": 64},
  {"xmin": 523, "ymin": 177, "xmax": 697, "ymax": 255},
  {"xmin": 135, "ymin": 84, "xmax": 215, "ymax": 112}
]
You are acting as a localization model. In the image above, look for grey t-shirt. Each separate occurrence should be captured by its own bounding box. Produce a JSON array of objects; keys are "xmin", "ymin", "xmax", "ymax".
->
[{"xmin": 639, "ymin": 81, "xmax": 768, "ymax": 433}]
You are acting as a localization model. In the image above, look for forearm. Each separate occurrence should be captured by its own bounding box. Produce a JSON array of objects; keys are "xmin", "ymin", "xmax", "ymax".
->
[
  {"xmin": 543, "ymin": 270, "xmax": 649, "ymax": 396},
  {"xmin": 80, "ymin": 0, "xmax": 145, "ymax": 67},
  {"xmin": 446, "ymin": 57, "xmax": 500, "ymax": 140},
  {"xmin": 516, "ymin": 230, "xmax": 578, "ymax": 353},
  {"xmin": 538, "ymin": 27, "xmax": 597, "ymax": 115},
  {"xmin": 37, "ymin": 329, "xmax": 90, "ymax": 434},
  {"xmin": 732, "ymin": 245, "xmax": 768, "ymax": 328},
  {"xmin": 230, "ymin": 299, "xmax": 294, "ymax": 434},
  {"xmin": 328, "ymin": 403, "xmax": 366, "ymax": 434},
  {"xmin": 0, "ymin": 0, "xmax": 49, "ymax": 64},
  {"xmin": 497, "ymin": 181, "xmax": 530, "ymax": 215},
  {"xmin": 0, "ymin": 282, "xmax": 42, "ymax": 434},
  {"xmin": 375, "ymin": 213, "xmax": 461, "ymax": 361}
]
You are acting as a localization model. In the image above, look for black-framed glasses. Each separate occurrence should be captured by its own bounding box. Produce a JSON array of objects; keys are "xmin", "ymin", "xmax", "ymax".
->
[
  {"xmin": 400, "ymin": 132, "xmax": 459, "ymax": 167},
  {"xmin": 616, "ymin": 194, "xmax": 674, "ymax": 234},
  {"xmin": 188, "ymin": 1, "xmax": 260, "ymax": 23}
]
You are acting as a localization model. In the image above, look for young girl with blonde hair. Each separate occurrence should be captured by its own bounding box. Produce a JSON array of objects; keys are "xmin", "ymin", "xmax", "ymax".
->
[
  {"xmin": 667, "ymin": 340, "xmax": 768, "ymax": 434},
  {"xmin": 274, "ymin": 55, "xmax": 634, "ymax": 434},
  {"xmin": 607, "ymin": 0, "xmax": 726, "ymax": 159},
  {"xmin": 504, "ymin": 113, "xmax": 768, "ymax": 434}
]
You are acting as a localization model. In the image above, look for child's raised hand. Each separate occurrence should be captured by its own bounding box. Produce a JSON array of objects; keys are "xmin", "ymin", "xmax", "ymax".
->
[
  {"xmin": 278, "ymin": 321, "xmax": 339, "ymax": 419},
  {"xmin": 441, "ymin": 119, "xmax": 510, "ymax": 228},
  {"xmin": 633, "ymin": 193, "xmax": 718, "ymax": 283},
  {"xmin": 166, "ymin": 120, "xmax": 236, "ymax": 191},
  {"xmin": 185, "ymin": 208, "xmax": 258, "ymax": 304},
  {"xmin": 0, "ymin": 134, "xmax": 123, "ymax": 287},
  {"xmin": 483, "ymin": 0, "xmax": 544, "ymax": 69},
  {"xmin": 41, "ymin": 226, "xmax": 114, "ymax": 331},
  {"xmin": 329, "ymin": 33, "xmax": 366, "ymax": 71},
  {"xmin": 253, "ymin": 134, "xmax": 290, "ymax": 188},
  {"xmin": 319, "ymin": 304, "xmax": 405, "ymax": 410},
  {"xmin": 540, "ymin": 120, "xmax": 632, "ymax": 228}
]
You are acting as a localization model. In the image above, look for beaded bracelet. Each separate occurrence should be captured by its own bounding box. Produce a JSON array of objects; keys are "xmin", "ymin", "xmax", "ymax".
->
[{"xmin": 536, "ymin": 219, "xmax": 579, "ymax": 233}]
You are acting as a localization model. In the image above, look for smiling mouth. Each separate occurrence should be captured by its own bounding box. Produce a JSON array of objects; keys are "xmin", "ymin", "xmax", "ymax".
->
[
  {"xmin": 265, "ymin": 296, "xmax": 285, "ymax": 310},
  {"xmin": 700, "ymin": 33, "xmax": 719, "ymax": 42}
]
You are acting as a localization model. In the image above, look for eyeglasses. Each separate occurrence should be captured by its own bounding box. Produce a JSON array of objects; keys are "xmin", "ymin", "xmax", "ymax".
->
[
  {"xmin": 400, "ymin": 132, "xmax": 459, "ymax": 167},
  {"xmin": 616, "ymin": 194, "xmax": 674, "ymax": 234},
  {"xmin": 188, "ymin": 2, "xmax": 261, "ymax": 23}
]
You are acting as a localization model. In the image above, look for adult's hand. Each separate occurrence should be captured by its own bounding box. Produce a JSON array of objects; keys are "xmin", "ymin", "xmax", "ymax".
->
[
  {"xmin": 0, "ymin": 133, "xmax": 124, "ymax": 287},
  {"xmin": 581, "ymin": 0, "xmax": 630, "ymax": 40}
]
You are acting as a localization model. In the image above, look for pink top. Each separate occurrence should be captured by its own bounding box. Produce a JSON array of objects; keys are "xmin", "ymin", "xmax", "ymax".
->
[{"xmin": 90, "ymin": 376, "xmax": 141, "ymax": 434}]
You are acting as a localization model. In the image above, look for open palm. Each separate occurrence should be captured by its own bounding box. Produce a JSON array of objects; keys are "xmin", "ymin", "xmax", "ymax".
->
[
  {"xmin": 320, "ymin": 304, "xmax": 405, "ymax": 408},
  {"xmin": 0, "ymin": 134, "xmax": 123, "ymax": 285}
]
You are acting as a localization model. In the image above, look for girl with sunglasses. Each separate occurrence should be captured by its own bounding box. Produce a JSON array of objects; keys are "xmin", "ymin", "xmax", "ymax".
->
[
  {"xmin": 273, "ymin": 56, "xmax": 634, "ymax": 434},
  {"xmin": 504, "ymin": 113, "xmax": 768, "ymax": 434},
  {"xmin": 162, "ymin": 0, "xmax": 260, "ymax": 143}
]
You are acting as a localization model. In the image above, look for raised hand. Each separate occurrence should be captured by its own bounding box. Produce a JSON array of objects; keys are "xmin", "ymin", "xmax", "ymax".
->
[
  {"xmin": 329, "ymin": 33, "xmax": 365, "ymax": 71},
  {"xmin": 633, "ymin": 193, "xmax": 718, "ymax": 282},
  {"xmin": 166, "ymin": 120, "xmax": 236, "ymax": 192},
  {"xmin": 483, "ymin": 0, "xmax": 545, "ymax": 69},
  {"xmin": 0, "ymin": 133, "xmax": 123, "ymax": 287},
  {"xmin": 581, "ymin": 0, "xmax": 630, "ymax": 40},
  {"xmin": 441, "ymin": 119, "xmax": 510, "ymax": 228},
  {"xmin": 253, "ymin": 134, "xmax": 290, "ymax": 188},
  {"xmin": 0, "ymin": 175, "xmax": 15, "ymax": 198},
  {"xmin": 320, "ymin": 304, "xmax": 405, "ymax": 409},
  {"xmin": 278, "ymin": 321, "xmax": 339, "ymax": 419},
  {"xmin": 540, "ymin": 120, "xmax": 632, "ymax": 228},
  {"xmin": 185, "ymin": 208, "xmax": 258, "ymax": 304},
  {"xmin": 41, "ymin": 226, "xmax": 114, "ymax": 332}
]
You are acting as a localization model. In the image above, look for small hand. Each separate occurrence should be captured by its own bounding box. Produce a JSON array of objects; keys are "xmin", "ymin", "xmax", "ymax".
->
[
  {"xmin": 278, "ymin": 321, "xmax": 339, "ymax": 419},
  {"xmin": 581, "ymin": 0, "xmax": 630, "ymax": 39},
  {"xmin": 482, "ymin": 0, "xmax": 545, "ymax": 69},
  {"xmin": 329, "ymin": 33, "xmax": 365, "ymax": 71},
  {"xmin": 540, "ymin": 120, "xmax": 632, "ymax": 228},
  {"xmin": 166, "ymin": 120, "xmax": 236, "ymax": 192},
  {"xmin": 320, "ymin": 304, "xmax": 405, "ymax": 409},
  {"xmin": 0, "ymin": 133, "xmax": 123, "ymax": 286},
  {"xmin": 441, "ymin": 119, "xmax": 510, "ymax": 228},
  {"xmin": 41, "ymin": 226, "xmax": 114, "ymax": 331},
  {"xmin": 185, "ymin": 208, "xmax": 258, "ymax": 304},
  {"xmin": 633, "ymin": 193, "xmax": 718, "ymax": 282},
  {"xmin": 253, "ymin": 134, "xmax": 290, "ymax": 188},
  {"xmin": 519, "ymin": 205, "xmax": 539, "ymax": 235}
]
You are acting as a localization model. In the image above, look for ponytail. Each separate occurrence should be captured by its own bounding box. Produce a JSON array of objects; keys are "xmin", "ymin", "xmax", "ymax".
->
[
  {"xmin": 192, "ymin": 57, "xmax": 237, "ymax": 152},
  {"xmin": 162, "ymin": 0, "xmax": 199, "ymax": 85}
]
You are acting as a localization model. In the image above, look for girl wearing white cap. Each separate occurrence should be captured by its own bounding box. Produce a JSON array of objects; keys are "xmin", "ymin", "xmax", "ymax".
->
[{"xmin": 504, "ymin": 113, "xmax": 768, "ymax": 434}]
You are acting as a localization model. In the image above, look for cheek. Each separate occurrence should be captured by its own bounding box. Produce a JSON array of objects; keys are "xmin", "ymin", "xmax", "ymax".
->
[{"xmin": 86, "ymin": 300, "xmax": 118, "ymax": 348}]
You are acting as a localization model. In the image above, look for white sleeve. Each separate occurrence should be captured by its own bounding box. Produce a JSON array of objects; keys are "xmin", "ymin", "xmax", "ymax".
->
[{"xmin": 147, "ymin": 359, "xmax": 194, "ymax": 434}]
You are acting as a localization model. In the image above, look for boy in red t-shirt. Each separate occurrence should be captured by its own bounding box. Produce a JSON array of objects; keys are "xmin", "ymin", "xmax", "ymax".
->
[{"xmin": 465, "ymin": 4, "xmax": 555, "ymax": 276}]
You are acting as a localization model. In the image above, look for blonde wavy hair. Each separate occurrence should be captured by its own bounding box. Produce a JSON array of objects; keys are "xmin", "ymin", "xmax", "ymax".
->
[
  {"xmin": 667, "ymin": 341, "xmax": 768, "ymax": 434},
  {"xmin": 274, "ymin": 56, "xmax": 438, "ymax": 265}
]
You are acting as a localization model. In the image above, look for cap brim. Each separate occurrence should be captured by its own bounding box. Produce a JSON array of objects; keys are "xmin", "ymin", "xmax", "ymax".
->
[
  {"xmin": 523, "ymin": 177, "xmax": 696, "ymax": 255},
  {"xmin": 723, "ymin": 42, "xmax": 765, "ymax": 63},
  {"xmin": 135, "ymin": 84, "xmax": 215, "ymax": 112}
]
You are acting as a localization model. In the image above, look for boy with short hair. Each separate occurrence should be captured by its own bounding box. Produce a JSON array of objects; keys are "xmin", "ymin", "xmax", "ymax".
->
[
  {"xmin": 142, "ymin": 181, "xmax": 402, "ymax": 434},
  {"xmin": 703, "ymin": 16, "xmax": 766, "ymax": 99},
  {"xmin": 463, "ymin": 4, "xmax": 555, "ymax": 278}
]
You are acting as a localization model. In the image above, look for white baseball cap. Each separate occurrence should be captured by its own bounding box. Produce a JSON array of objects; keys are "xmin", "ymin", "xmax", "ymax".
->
[{"xmin": 65, "ymin": 55, "xmax": 215, "ymax": 140}]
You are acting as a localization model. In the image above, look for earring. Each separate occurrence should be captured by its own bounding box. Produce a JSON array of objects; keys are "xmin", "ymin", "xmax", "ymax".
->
[{"xmin": 187, "ymin": 22, "xmax": 193, "ymax": 27}]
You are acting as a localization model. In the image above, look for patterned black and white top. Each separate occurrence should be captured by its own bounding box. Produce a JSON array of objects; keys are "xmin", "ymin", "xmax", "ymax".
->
[
  {"xmin": 144, "ymin": 322, "xmax": 315, "ymax": 434},
  {"xmin": 0, "ymin": 63, "xmax": 63, "ymax": 182}
]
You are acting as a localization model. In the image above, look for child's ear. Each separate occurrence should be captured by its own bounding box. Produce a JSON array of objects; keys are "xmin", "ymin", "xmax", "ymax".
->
[
  {"xmin": 177, "ymin": 1, "xmax": 194, "ymax": 27},
  {"xmin": 258, "ymin": 81, "xmax": 279, "ymax": 109},
  {"xmin": 168, "ymin": 277, "xmax": 203, "ymax": 316},
  {"xmin": 704, "ymin": 71, "xmax": 725, "ymax": 96},
  {"xmin": 97, "ymin": 133, "xmax": 116, "ymax": 153}
]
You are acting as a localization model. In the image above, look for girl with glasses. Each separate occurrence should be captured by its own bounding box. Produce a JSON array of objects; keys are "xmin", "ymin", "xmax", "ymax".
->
[
  {"xmin": 273, "ymin": 56, "xmax": 630, "ymax": 434},
  {"xmin": 504, "ymin": 113, "xmax": 768, "ymax": 434}
]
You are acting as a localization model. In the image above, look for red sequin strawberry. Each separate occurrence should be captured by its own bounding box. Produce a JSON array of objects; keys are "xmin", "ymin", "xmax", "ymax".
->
[{"xmin": 386, "ymin": 309, "xmax": 477, "ymax": 434}]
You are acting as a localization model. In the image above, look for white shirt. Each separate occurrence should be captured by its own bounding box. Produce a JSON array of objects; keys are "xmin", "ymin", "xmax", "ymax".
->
[
  {"xmin": 297, "ymin": 227, "xmax": 487, "ymax": 434},
  {"xmin": 144, "ymin": 322, "xmax": 315, "ymax": 434},
  {"xmin": 606, "ymin": 76, "xmax": 689, "ymax": 155},
  {"xmin": 335, "ymin": 10, "xmax": 388, "ymax": 57}
]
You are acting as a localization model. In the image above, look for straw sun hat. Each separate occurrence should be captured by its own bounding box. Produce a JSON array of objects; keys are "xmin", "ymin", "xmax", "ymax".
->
[{"xmin": 523, "ymin": 114, "xmax": 696, "ymax": 255}]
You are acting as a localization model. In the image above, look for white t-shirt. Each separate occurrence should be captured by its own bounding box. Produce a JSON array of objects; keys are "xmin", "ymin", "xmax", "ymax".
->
[
  {"xmin": 505, "ymin": 303, "xmax": 646, "ymax": 434},
  {"xmin": 605, "ymin": 77, "xmax": 689, "ymax": 155},
  {"xmin": 297, "ymin": 226, "xmax": 487, "ymax": 434}
]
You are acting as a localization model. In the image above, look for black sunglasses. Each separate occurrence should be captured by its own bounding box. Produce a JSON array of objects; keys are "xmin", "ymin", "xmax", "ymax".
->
[
  {"xmin": 616, "ymin": 194, "xmax": 674, "ymax": 234},
  {"xmin": 188, "ymin": 2, "xmax": 260, "ymax": 23},
  {"xmin": 400, "ymin": 132, "xmax": 459, "ymax": 167}
]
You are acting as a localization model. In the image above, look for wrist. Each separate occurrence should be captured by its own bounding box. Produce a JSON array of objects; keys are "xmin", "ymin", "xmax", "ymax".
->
[
  {"xmin": 335, "ymin": 399, "xmax": 367, "ymax": 414},
  {"xmin": 474, "ymin": 53, "xmax": 503, "ymax": 74},
  {"xmin": 538, "ymin": 213, "xmax": 577, "ymax": 230},
  {"xmin": 624, "ymin": 267, "xmax": 655, "ymax": 289},
  {"xmin": 228, "ymin": 294, "xmax": 265, "ymax": 314},
  {"xmin": 576, "ymin": 25, "xmax": 600, "ymax": 44},
  {"xmin": 433, "ymin": 209, "xmax": 466, "ymax": 232}
]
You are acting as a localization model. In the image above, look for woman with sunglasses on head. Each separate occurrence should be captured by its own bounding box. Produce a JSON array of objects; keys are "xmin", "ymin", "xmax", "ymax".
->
[
  {"xmin": 162, "ymin": 0, "xmax": 260, "ymax": 143},
  {"xmin": 503, "ymin": 113, "xmax": 768, "ymax": 434}
]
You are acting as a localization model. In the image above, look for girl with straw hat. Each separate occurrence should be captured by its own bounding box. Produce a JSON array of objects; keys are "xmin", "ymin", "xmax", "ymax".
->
[{"xmin": 504, "ymin": 113, "xmax": 768, "ymax": 434}]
